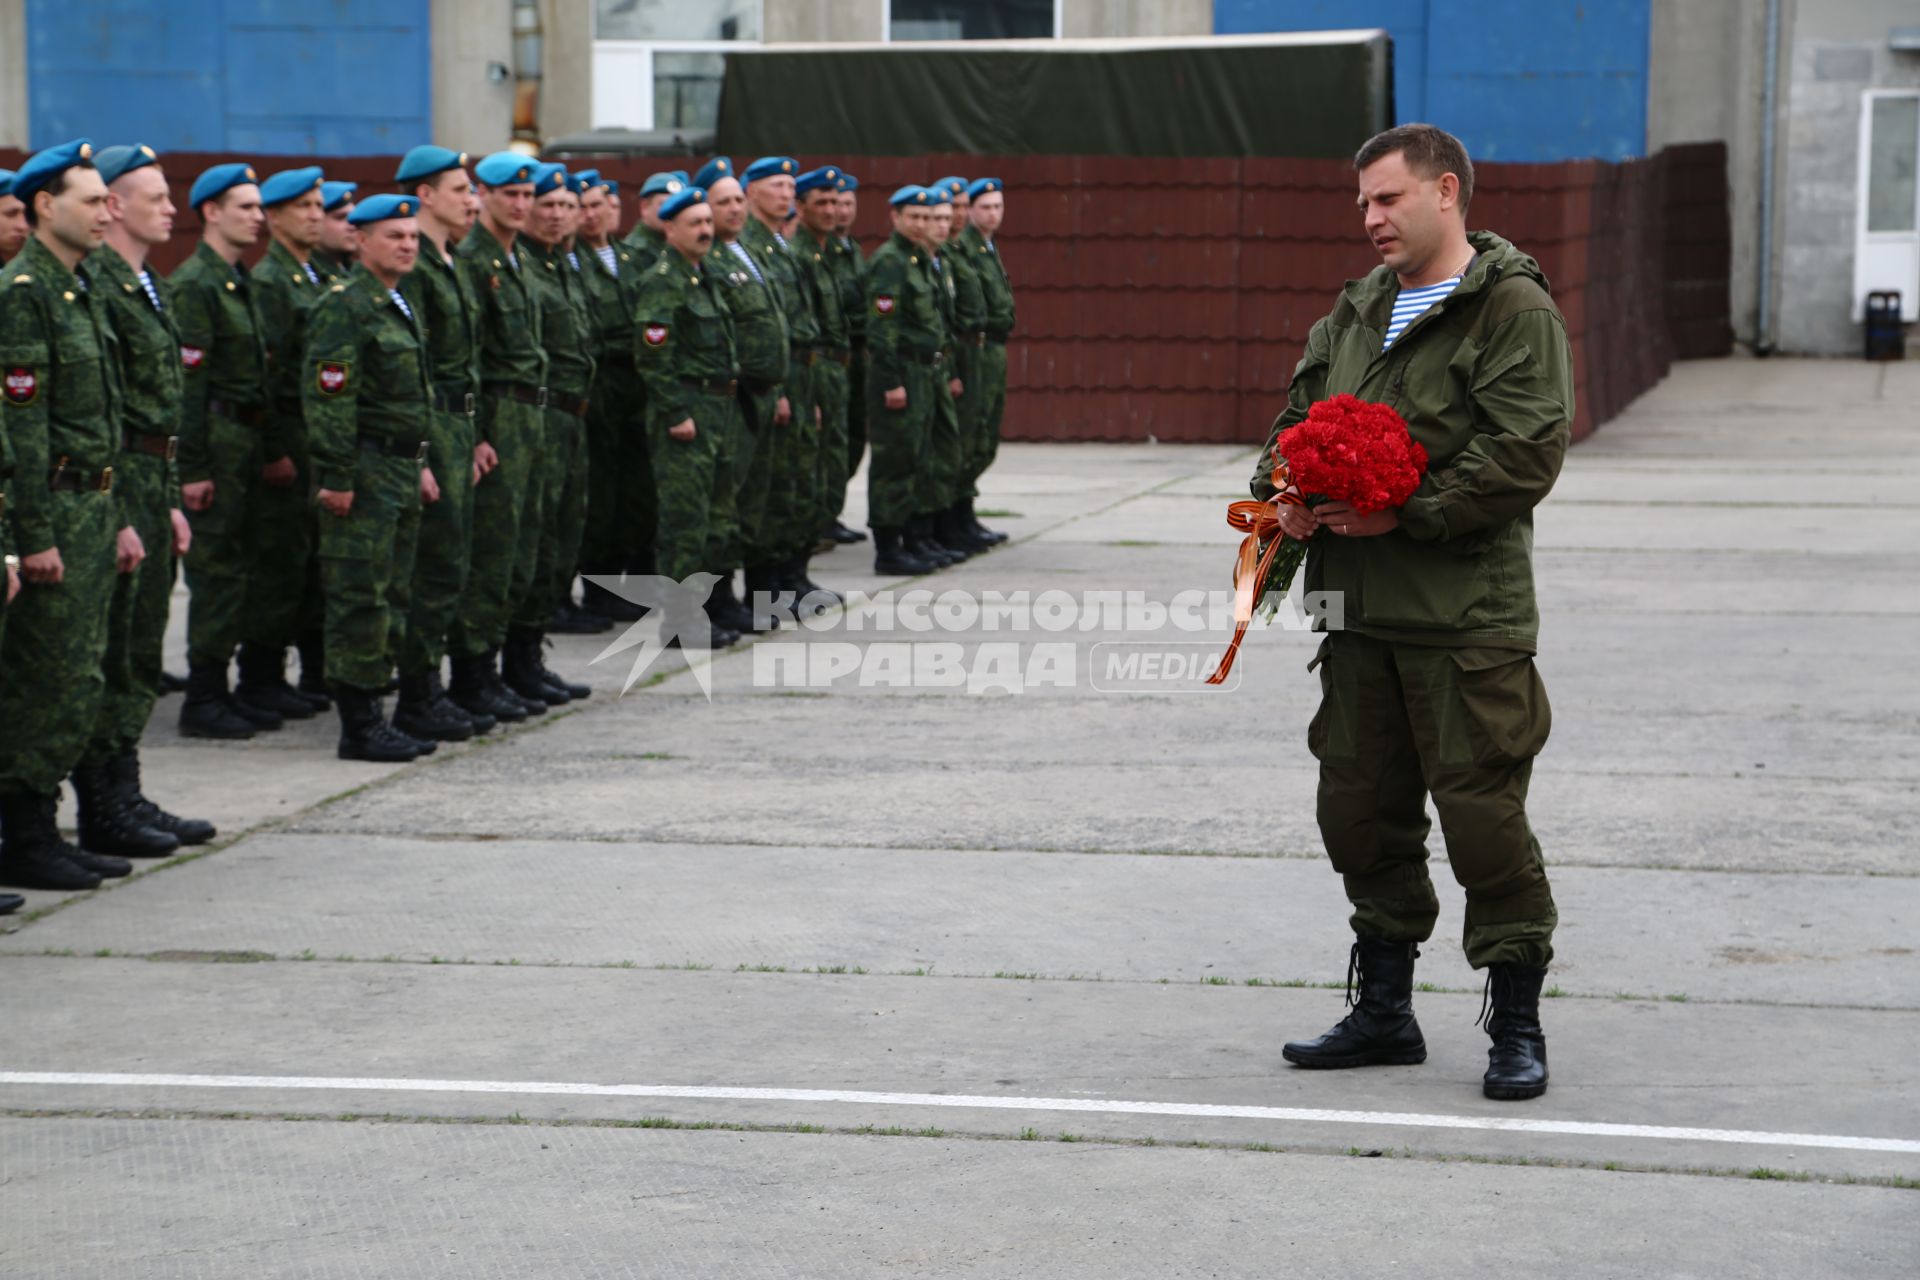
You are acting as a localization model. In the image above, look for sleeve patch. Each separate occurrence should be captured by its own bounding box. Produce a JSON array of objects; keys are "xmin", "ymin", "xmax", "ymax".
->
[
  {"xmin": 181, "ymin": 345, "xmax": 206, "ymax": 369},
  {"xmin": 643, "ymin": 323, "xmax": 669, "ymax": 347},
  {"xmin": 3, "ymin": 366, "xmax": 37, "ymax": 405},
  {"xmin": 316, "ymin": 361, "xmax": 350, "ymax": 395},
  {"xmin": 873, "ymin": 295, "xmax": 894, "ymax": 315}
]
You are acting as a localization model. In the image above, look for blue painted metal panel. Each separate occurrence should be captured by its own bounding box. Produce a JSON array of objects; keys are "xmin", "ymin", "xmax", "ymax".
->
[
  {"xmin": 1213, "ymin": 0, "xmax": 1651, "ymax": 161},
  {"xmin": 25, "ymin": 0, "xmax": 432, "ymax": 156}
]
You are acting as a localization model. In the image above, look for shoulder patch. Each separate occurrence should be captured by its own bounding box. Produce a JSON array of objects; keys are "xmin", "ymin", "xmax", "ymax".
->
[
  {"xmin": 181, "ymin": 345, "xmax": 206, "ymax": 369},
  {"xmin": 316, "ymin": 361, "xmax": 350, "ymax": 395},
  {"xmin": 4, "ymin": 366, "xmax": 38, "ymax": 405},
  {"xmin": 873, "ymin": 295, "xmax": 894, "ymax": 315},
  {"xmin": 642, "ymin": 323, "xmax": 669, "ymax": 347}
]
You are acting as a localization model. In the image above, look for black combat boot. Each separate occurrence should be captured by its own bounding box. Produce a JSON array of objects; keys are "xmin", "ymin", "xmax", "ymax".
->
[
  {"xmin": 179, "ymin": 662, "xmax": 259, "ymax": 740},
  {"xmin": 503, "ymin": 630, "xmax": 568, "ymax": 706},
  {"xmin": 582, "ymin": 573, "xmax": 646, "ymax": 622},
  {"xmin": 966, "ymin": 497, "xmax": 1009, "ymax": 545},
  {"xmin": 830, "ymin": 519, "xmax": 867, "ymax": 544},
  {"xmin": 706, "ymin": 574, "xmax": 756, "ymax": 634},
  {"xmin": 740, "ymin": 565, "xmax": 787, "ymax": 633},
  {"xmin": 488, "ymin": 646, "xmax": 549, "ymax": 716},
  {"xmin": 1282, "ymin": 939, "xmax": 1429, "ymax": 1069},
  {"xmin": 71, "ymin": 761, "xmax": 179, "ymax": 859},
  {"xmin": 447, "ymin": 651, "xmax": 527, "ymax": 724},
  {"xmin": 393, "ymin": 672, "xmax": 477, "ymax": 743},
  {"xmin": 873, "ymin": 526, "xmax": 933, "ymax": 576},
  {"xmin": 113, "ymin": 752, "xmax": 215, "ymax": 846},
  {"xmin": 1480, "ymin": 964, "xmax": 1551, "ymax": 1100},
  {"xmin": 295, "ymin": 633, "xmax": 332, "ymax": 710},
  {"xmin": 235, "ymin": 642, "xmax": 317, "ymax": 720},
  {"xmin": 791, "ymin": 554, "xmax": 843, "ymax": 610},
  {"xmin": 941, "ymin": 502, "xmax": 994, "ymax": 553},
  {"xmin": 910, "ymin": 514, "xmax": 964, "ymax": 566},
  {"xmin": 0, "ymin": 789, "xmax": 102, "ymax": 891},
  {"xmin": 531, "ymin": 635, "xmax": 591, "ymax": 702},
  {"xmin": 334, "ymin": 687, "xmax": 424, "ymax": 763},
  {"xmin": 550, "ymin": 592, "xmax": 615, "ymax": 635}
]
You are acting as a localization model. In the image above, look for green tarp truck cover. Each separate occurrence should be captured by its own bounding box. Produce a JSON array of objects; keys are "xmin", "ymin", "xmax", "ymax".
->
[{"xmin": 715, "ymin": 31, "xmax": 1393, "ymax": 158}]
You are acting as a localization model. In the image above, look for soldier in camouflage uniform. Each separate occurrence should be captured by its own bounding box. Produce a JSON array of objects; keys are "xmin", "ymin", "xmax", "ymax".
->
[
  {"xmin": 633, "ymin": 185, "xmax": 742, "ymax": 648},
  {"xmin": 915, "ymin": 186, "xmax": 969, "ymax": 568},
  {"xmin": 791, "ymin": 165, "xmax": 854, "ymax": 603},
  {"xmin": 959, "ymin": 177, "xmax": 1014, "ymax": 545},
  {"xmin": 305, "ymin": 193, "xmax": 435, "ymax": 763},
  {"xmin": 73, "ymin": 144, "xmax": 215, "ymax": 860},
  {"xmin": 445, "ymin": 152, "xmax": 548, "ymax": 724},
  {"xmin": 392, "ymin": 144, "xmax": 492, "ymax": 743},
  {"xmin": 239, "ymin": 165, "xmax": 333, "ymax": 722},
  {"xmin": 0, "ymin": 167, "xmax": 29, "ymax": 264},
  {"xmin": 862, "ymin": 186, "xmax": 945, "ymax": 576},
  {"xmin": 0, "ymin": 168, "xmax": 15, "ymax": 913},
  {"xmin": 825, "ymin": 171, "xmax": 868, "ymax": 547},
  {"xmin": 705, "ymin": 173, "xmax": 785, "ymax": 634},
  {"xmin": 313, "ymin": 181, "xmax": 358, "ymax": 280},
  {"xmin": 504, "ymin": 163, "xmax": 597, "ymax": 707},
  {"xmin": 172, "ymin": 161, "xmax": 278, "ymax": 739},
  {"xmin": 623, "ymin": 170, "xmax": 686, "ymax": 260},
  {"xmin": 0, "ymin": 140, "xmax": 138, "ymax": 891},
  {"xmin": 930, "ymin": 176, "xmax": 993, "ymax": 555}
]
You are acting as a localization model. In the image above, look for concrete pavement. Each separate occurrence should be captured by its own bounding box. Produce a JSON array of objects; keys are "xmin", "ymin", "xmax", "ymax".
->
[{"xmin": 2, "ymin": 356, "xmax": 1917, "ymax": 1276}]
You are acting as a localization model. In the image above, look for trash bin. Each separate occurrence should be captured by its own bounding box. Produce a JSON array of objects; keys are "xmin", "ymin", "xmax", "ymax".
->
[{"xmin": 1865, "ymin": 291, "xmax": 1905, "ymax": 361}]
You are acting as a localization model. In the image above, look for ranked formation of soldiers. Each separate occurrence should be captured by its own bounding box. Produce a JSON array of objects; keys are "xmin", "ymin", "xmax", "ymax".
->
[{"xmin": 0, "ymin": 140, "xmax": 1018, "ymax": 903}]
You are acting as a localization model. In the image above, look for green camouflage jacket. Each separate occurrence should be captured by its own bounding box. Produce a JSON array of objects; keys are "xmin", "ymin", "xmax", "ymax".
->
[
  {"xmin": 81, "ymin": 245, "xmax": 181, "ymax": 493},
  {"xmin": 253, "ymin": 237, "xmax": 328, "ymax": 460},
  {"xmin": 170, "ymin": 240, "xmax": 268, "ymax": 486},
  {"xmin": 940, "ymin": 231, "xmax": 987, "ymax": 339},
  {"xmin": 634, "ymin": 249, "xmax": 737, "ymax": 431},
  {"xmin": 710, "ymin": 237, "xmax": 788, "ymax": 388},
  {"xmin": 525, "ymin": 238, "xmax": 596, "ymax": 398},
  {"xmin": 401, "ymin": 236, "xmax": 482, "ymax": 405},
  {"xmin": 791, "ymin": 225, "xmax": 850, "ymax": 350},
  {"xmin": 862, "ymin": 232, "xmax": 944, "ymax": 393},
  {"xmin": 577, "ymin": 240, "xmax": 642, "ymax": 372},
  {"xmin": 455, "ymin": 222, "xmax": 545, "ymax": 395},
  {"xmin": 303, "ymin": 266, "xmax": 431, "ymax": 493},
  {"xmin": 740, "ymin": 217, "xmax": 819, "ymax": 349},
  {"xmin": 831, "ymin": 235, "xmax": 867, "ymax": 344},
  {"xmin": 958, "ymin": 224, "xmax": 1015, "ymax": 338}
]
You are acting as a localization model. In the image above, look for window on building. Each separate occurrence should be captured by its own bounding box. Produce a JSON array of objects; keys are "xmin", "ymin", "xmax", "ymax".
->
[
  {"xmin": 888, "ymin": 0, "xmax": 1056, "ymax": 41},
  {"xmin": 654, "ymin": 51, "xmax": 726, "ymax": 130},
  {"xmin": 591, "ymin": 1, "xmax": 760, "ymax": 134},
  {"xmin": 595, "ymin": 0, "xmax": 760, "ymax": 42},
  {"xmin": 1853, "ymin": 91, "xmax": 1920, "ymax": 322}
]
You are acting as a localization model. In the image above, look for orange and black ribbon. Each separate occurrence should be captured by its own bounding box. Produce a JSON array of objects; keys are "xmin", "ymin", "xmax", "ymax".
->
[{"xmin": 1206, "ymin": 476, "xmax": 1306, "ymax": 687}]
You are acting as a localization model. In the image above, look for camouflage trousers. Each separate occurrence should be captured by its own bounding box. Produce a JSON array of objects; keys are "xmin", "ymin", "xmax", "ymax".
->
[
  {"xmin": 844, "ymin": 347, "xmax": 866, "ymax": 511},
  {"xmin": 727, "ymin": 385, "xmax": 778, "ymax": 573},
  {"xmin": 580, "ymin": 363, "xmax": 656, "ymax": 576},
  {"xmin": 650, "ymin": 390, "xmax": 740, "ymax": 583},
  {"xmin": 85, "ymin": 450, "xmax": 174, "ymax": 763},
  {"xmin": 865, "ymin": 362, "xmax": 934, "ymax": 529},
  {"xmin": 918, "ymin": 359, "xmax": 964, "ymax": 518},
  {"xmin": 965, "ymin": 339, "xmax": 1008, "ymax": 493},
  {"xmin": 1308, "ymin": 630, "xmax": 1558, "ymax": 970},
  {"xmin": 399, "ymin": 406, "xmax": 475, "ymax": 678},
  {"xmin": 244, "ymin": 423, "xmax": 319, "ymax": 651},
  {"xmin": 318, "ymin": 450, "xmax": 421, "ymax": 692},
  {"xmin": 518, "ymin": 403, "xmax": 588, "ymax": 628},
  {"xmin": 450, "ymin": 395, "xmax": 542, "ymax": 659},
  {"xmin": 948, "ymin": 339, "xmax": 983, "ymax": 505},
  {"xmin": 182, "ymin": 409, "xmax": 265, "ymax": 667},
  {"xmin": 755, "ymin": 357, "xmax": 818, "ymax": 562},
  {"xmin": 810, "ymin": 357, "xmax": 851, "ymax": 540},
  {"xmin": 0, "ymin": 489, "xmax": 117, "ymax": 797}
]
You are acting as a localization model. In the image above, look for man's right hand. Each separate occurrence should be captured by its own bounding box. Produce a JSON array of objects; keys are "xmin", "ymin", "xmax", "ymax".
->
[
  {"xmin": 317, "ymin": 489, "xmax": 354, "ymax": 518},
  {"xmin": 474, "ymin": 441, "xmax": 499, "ymax": 483},
  {"xmin": 5, "ymin": 563, "xmax": 19, "ymax": 604},
  {"xmin": 884, "ymin": 386, "xmax": 907, "ymax": 411},
  {"xmin": 181, "ymin": 480, "xmax": 215, "ymax": 512},
  {"xmin": 669, "ymin": 418, "xmax": 697, "ymax": 442},
  {"xmin": 21, "ymin": 547, "xmax": 64, "ymax": 585},
  {"xmin": 1273, "ymin": 487, "xmax": 1316, "ymax": 541}
]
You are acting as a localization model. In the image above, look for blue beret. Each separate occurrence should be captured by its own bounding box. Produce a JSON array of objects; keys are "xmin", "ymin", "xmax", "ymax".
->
[
  {"xmin": 0, "ymin": 168, "xmax": 12, "ymax": 198},
  {"xmin": 94, "ymin": 145, "xmax": 159, "ymax": 188},
  {"xmin": 835, "ymin": 172, "xmax": 859, "ymax": 193},
  {"xmin": 321, "ymin": 181, "xmax": 357, "ymax": 212},
  {"xmin": 602, "ymin": 179, "xmax": 620, "ymax": 196},
  {"xmin": 889, "ymin": 185, "xmax": 931, "ymax": 208},
  {"xmin": 395, "ymin": 145, "xmax": 467, "ymax": 185},
  {"xmin": 570, "ymin": 168, "xmax": 604, "ymax": 195},
  {"xmin": 658, "ymin": 185, "xmax": 708, "ymax": 222},
  {"xmin": 259, "ymin": 166, "xmax": 325, "ymax": 208},
  {"xmin": 795, "ymin": 166, "xmax": 841, "ymax": 196},
  {"xmin": 923, "ymin": 185, "xmax": 952, "ymax": 207},
  {"xmin": 640, "ymin": 170, "xmax": 690, "ymax": 198},
  {"xmin": 9, "ymin": 139, "xmax": 97, "ymax": 205},
  {"xmin": 932, "ymin": 176, "xmax": 969, "ymax": 200},
  {"xmin": 347, "ymin": 193, "xmax": 420, "ymax": 226},
  {"xmin": 189, "ymin": 160, "xmax": 257, "ymax": 210},
  {"xmin": 966, "ymin": 177, "xmax": 1003, "ymax": 199},
  {"xmin": 531, "ymin": 163, "xmax": 569, "ymax": 197},
  {"xmin": 743, "ymin": 156, "xmax": 798, "ymax": 185},
  {"xmin": 474, "ymin": 152, "xmax": 536, "ymax": 188},
  {"xmin": 691, "ymin": 157, "xmax": 732, "ymax": 189}
]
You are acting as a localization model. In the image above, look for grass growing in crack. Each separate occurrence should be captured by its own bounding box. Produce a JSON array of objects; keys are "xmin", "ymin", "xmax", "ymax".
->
[
  {"xmin": 977, "ymin": 509, "xmax": 1022, "ymax": 519},
  {"xmin": 1018, "ymin": 1127, "xmax": 1042, "ymax": 1141},
  {"xmin": 992, "ymin": 971, "xmax": 1039, "ymax": 981},
  {"xmin": 736, "ymin": 963, "xmax": 787, "ymax": 974},
  {"xmin": 1201, "ymin": 976, "xmax": 1232, "ymax": 986},
  {"xmin": 655, "ymin": 961, "xmax": 714, "ymax": 972}
]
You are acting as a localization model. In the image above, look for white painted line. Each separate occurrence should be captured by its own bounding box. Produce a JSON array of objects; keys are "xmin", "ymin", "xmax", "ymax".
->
[{"xmin": 3, "ymin": 1071, "xmax": 1916, "ymax": 1155}]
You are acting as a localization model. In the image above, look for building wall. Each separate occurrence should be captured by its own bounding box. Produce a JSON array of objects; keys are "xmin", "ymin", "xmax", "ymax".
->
[
  {"xmin": 430, "ymin": 0, "xmax": 515, "ymax": 154},
  {"xmin": 765, "ymin": 0, "xmax": 882, "ymax": 42},
  {"xmin": 1062, "ymin": 1, "xmax": 1211, "ymax": 38},
  {"xmin": 0, "ymin": 0, "xmax": 26, "ymax": 151},
  {"xmin": 1214, "ymin": 0, "xmax": 1652, "ymax": 162}
]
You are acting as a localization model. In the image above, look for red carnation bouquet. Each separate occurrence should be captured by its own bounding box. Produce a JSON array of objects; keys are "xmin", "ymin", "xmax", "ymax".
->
[{"xmin": 1206, "ymin": 395, "xmax": 1428, "ymax": 684}]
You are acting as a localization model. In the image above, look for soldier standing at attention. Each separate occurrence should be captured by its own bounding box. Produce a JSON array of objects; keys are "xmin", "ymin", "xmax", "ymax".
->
[
  {"xmin": 239, "ymin": 166, "xmax": 332, "ymax": 723},
  {"xmin": 790, "ymin": 165, "xmax": 853, "ymax": 605},
  {"xmin": 172, "ymin": 161, "xmax": 278, "ymax": 739},
  {"xmin": 502, "ymin": 163, "xmax": 596, "ymax": 707},
  {"xmin": 960, "ymin": 177, "xmax": 1013, "ymax": 545},
  {"xmin": 73, "ymin": 143, "xmax": 214, "ymax": 858},
  {"xmin": 1262, "ymin": 124, "xmax": 1570, "ymax": 1102},
  {"xmin": 0, "ymin": 170, "xmax": 28, "ymax": 263},
  {"xmin": 540, "ymin": 171, "xmax": 609, "ymax": 639},
  {"xmin": 862, "ymin": 186, "xmax": 941, "ymax": 576},
  {"xmin": 633, "ymin": 185, "xmax": 743, "ymax": 649},
  {"xmin": 704, "ymin": 172, "xmax": 785, "ymax": 635},
  {"xmin": 445, "ymin": 152, "xmax": 548, "ymax": 723},
  {"xmin": 624, "ymin": 170, "xmax": 688, "ymax": 261},
  {"xmin": 574, "ymin": 171, "xmax": 655, "ymax": 626},
  {"xmin": 826, "ymin": 172, "xmax": 867, "ymax": 546},
  {"xmin": 0, "ymin": 167, "xmax": 25, "ymax": 911},
  {"xmin": 306, "ymin": 194, "xmax": 435, "ymax": 762},
  {"xmin": 930, "ymin": 176, "xmax": 992, "ymax": 555},
  {"xmin": 0, "ymin": 140, "xmax": 139, "ymax": 892},
  {"xmin": 911, "ymin": 185, "xmax": 966, "ymax": 569},
  {"xmin": 314, "ymin": 181, "xmax": 359, "ymax": 279},
  {"xmin": 392, "ymin": 144, "xmax": 497, "ymax": 742}
]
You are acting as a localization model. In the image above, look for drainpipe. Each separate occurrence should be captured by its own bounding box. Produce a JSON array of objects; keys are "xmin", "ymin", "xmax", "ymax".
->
[
  {"xmin": 1755, "ymin": 0, "xmax": 1782, "ymax": 355},
  {"xmin": 511, "ymin": 0, "xmax": 543, "ymax": 154}
]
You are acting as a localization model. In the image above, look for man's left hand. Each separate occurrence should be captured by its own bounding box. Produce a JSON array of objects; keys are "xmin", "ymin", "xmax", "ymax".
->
[
  {"xmin": 115, "ymin": 526, "xmax": 146, "ymax": 574},
  {"xmin": 261, "ymin": 455, "xmax": 298, "ymax": 488},
  {"xmin": 171, "ymin": 508, "xmax": 192, "ymax": 557},
  {"xmin": 1315, "ymin": 501, "xmax": 1399, "ymax": 537}
]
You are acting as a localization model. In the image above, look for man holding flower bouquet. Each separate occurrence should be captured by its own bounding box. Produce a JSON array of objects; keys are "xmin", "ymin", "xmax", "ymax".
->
[{"xmin": 1252, "ymin": 124, "xmax": 1572, "ymax": 1101}]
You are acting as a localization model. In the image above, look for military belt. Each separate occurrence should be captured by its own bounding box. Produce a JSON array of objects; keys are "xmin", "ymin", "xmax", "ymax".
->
[
  {"xmin": 739, "ymin": 375, "xmax": 781, "ymax": 396},
  {"xmin": 359, "ymin": 436, "xmax": 431, "ymax": 464},
  {"xmin": 679, "ymin": 376, "xmax": 738, "ymax": 397},
  {"xmin": 816, "ymin": 346, "xmax": 852, "ymax": 366},
  {"xmin": 481, "ymin": 382, "xmax": 548, "ymax": 409},
  {"xmin": 965, "ymin": 330, "xmax": 988, "ymax": 348},
  {"xmin": 122, "ymin": 430, "xmax": 180, "ymax": 462},
  {"xmin": 789, "ymin": 344, "xmax": 817, "ymax": 366},
  {"xmin": 49, "ymin": 464, "xmax": 114, "ymax": 494},
  {"xmin": 548, "ymin": 389, "xmax": 590, "ymax": 418},
  {"xmin": 433, "ymin": 389, "xmax": 478, "ymax": 416},
  {"xmin": 208, "ymin": 398, "xmax": 270, "ymax": 428},
  {"xmin": 915, "ymin": 349, "xmax": 947, "ymax": 366}
]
